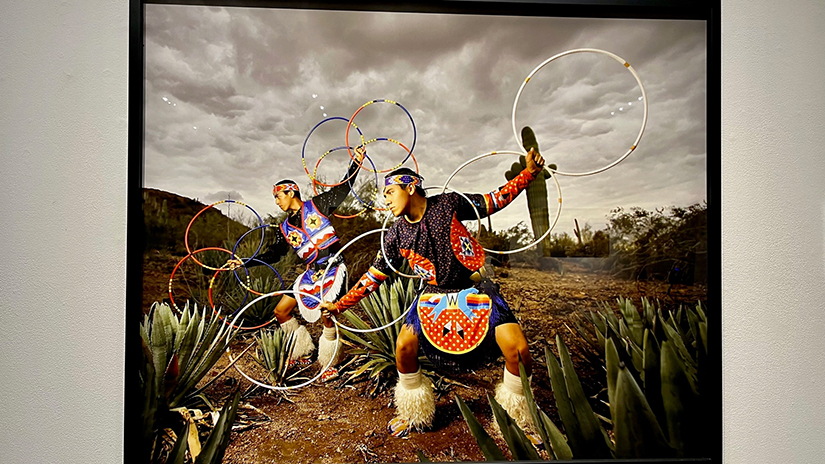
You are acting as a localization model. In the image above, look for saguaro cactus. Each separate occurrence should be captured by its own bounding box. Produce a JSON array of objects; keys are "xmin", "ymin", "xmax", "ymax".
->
[
  {"xmin": 574, "ymin": 218, "xmax": 582, "ymax": 245},
  {"xmin": 505, "ymin": 126, "xmax": 554, "ymax": 256}
]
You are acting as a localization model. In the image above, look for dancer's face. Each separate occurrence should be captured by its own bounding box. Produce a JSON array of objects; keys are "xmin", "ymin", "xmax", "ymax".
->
[
  {"xmin": 274, "ymin": 191, "xmax": 293, "ymax": 212},
  {"xmin": 383, "ymin": 184, "xmax": 413, "ymax": 217}
]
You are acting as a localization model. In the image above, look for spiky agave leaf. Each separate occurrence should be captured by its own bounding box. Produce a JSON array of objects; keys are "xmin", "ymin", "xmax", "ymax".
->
[
  {"xmin": 557, "ymin": 335, "xmax": 613, "ymax": 457},
  {"xmin": 519, "ymin": 361, "xmax": 572, "ymax": 460},
  {"xmin": 195, "ymin": 389, "xmax": 242, "ymax": 464},
  {"xmin": 642, "ymin": 329, "xmax": 667, "ymax": 432},
  {"xmin": 140, "ymin": 302, "xmax": 240, "ymax": 409},
  {"xmin": 140, "ymin": 339, "xmax": 159, "ymax": 460},
  {"xmin": 455, "ymin": 394, "xmax": 506, "ymax": 462},
  {"xmin": 661, "ymin": 340, "xmax": 701, "ymax": 456},
  {"xmin": 546, "ymin": 338, "xmax": 613, "ymax": 459},
  {"xmin": 612, "ymin": 364, "xmax": 673, "ymax": 459},
  {"xmin": 166, "ymin": 421, "xmax": 190, "ymax": 464},
  {"xmin": 488, "ymin": 393, "xmax": 542, "ymax": 461},
  {"xmin": 172, "ymin": 309, "xmax": 238, "ymax": 407}
]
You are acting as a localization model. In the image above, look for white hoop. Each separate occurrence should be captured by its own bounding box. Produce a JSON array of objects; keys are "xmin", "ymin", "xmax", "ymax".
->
[
  {"xmin": 335, "ymin": 278, "xmax": 425, "ymax": 334},
  {"xmin": 512, "ymin": 48, "xmax": 648, "ymax": 177},
  {"xmin": 320, "ymin": 227, "xmax": 425, "ymax": 334},
  {"xmin": 441, "ymin": 150, "xmax": 562, "ymax": 255},
  {"xmin": 225, "ymin": 289, "xmax": 339, "ymax": 391}
]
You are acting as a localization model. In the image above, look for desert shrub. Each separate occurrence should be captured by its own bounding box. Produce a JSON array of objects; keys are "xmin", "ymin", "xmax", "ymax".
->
[{"xmin": 606, "ymin": 203, "xmax": 707, "ymax": 284}]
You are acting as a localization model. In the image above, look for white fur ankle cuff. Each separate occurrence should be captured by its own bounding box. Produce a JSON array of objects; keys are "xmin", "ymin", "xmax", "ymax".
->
[
  {"xmin": 502, "ymin": 367, "xmax": 531, "ymax": 395},
  {"xmin": 394, "ymin": 372, "xmax": 435, "ymax": 430},
  {"xmin": 397, "ymin": 369, "xmax": 422, "ymax": 390},
  {"xmin": 281, "ymin": 317, "xmax": 299, "ymax": 333}
]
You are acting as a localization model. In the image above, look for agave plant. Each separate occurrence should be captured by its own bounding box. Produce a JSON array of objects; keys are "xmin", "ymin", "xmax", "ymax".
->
[
  {"xmin": 338, "ymin": 275, "xmax": 433, "ymax": 394},
  {"xmin": 455, "ymin": 360, "xmax": 573, "ymax": 461},
  {"xmin": 165, "ymin": 389, "xmax": 242, "ymax": 464},
  {"xmin": 550, "ymin": 300, "xmax": 709, "ymax": 459},
  {"xmin": 253, "ymin": 326, "xmax": 296, "ymax": 387},
  {"xmin": 459, "ymin": 299, "xmax": 711, "ymax": 460},
  {"xmin": 571, "ymin": 298, "xmax": 707, "ymax": 394},
  {"xmin": 140, "ymin": 301, "xmax": 240, "ymax": 460}
]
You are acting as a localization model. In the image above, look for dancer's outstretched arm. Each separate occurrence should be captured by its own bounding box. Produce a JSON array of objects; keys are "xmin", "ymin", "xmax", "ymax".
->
[
  {"xmin": 320, "ymin": 225, "xmax": 402, "ymax": 315},
  {"xmin": 313, "ymin": 145, "xmax": 367, "ymax": 216},
  {"xmin": 456, "ymin": 147, "xmax": 546, "ymax": 221}
]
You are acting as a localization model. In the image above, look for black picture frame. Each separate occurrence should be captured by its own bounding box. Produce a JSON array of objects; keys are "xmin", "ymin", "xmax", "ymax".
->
[{"xmin": 127, "ymin": 0, "xmax": 720, "ymax": 462}]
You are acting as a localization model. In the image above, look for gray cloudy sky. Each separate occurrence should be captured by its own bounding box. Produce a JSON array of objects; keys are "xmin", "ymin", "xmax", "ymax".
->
[{"xmin": 144, "ymin": 5, "xmax": 706, "ymax": 237}]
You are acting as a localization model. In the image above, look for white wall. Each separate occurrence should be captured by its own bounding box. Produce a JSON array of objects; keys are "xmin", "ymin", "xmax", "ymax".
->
[
  {"xmin": 721, "ymin": 1, "xmax": 825, "ymax": 462},
  {"xmin": 0, "ymin": 0, "xmax": 822, "ymax": 462},
  {"xmin": 0, "ymin": 1, "xmax": 128, "ymax": 463}
]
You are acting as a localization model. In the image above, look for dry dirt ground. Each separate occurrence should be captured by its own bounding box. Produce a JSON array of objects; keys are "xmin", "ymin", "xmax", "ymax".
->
[{"xmin": 142, "ymin": 253, "xmax": 706, "ymax": 463}]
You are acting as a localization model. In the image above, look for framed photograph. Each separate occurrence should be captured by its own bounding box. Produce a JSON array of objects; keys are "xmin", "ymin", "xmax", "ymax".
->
[{"xmin": 127, "ymin": 1, "xmax": 719, "ymax": 462}]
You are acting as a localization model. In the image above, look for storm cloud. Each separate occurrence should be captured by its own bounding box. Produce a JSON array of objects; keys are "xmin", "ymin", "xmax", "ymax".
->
[{"xmin": 144, "ymin": 5, "xmax": 706, "ymax": 236}]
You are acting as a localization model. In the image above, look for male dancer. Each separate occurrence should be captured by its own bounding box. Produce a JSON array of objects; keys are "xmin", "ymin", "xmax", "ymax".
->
[
  {"xmin": 321, "ymin": 142, "xmax": 546, "ymax": 435},
  {"xmin": 243, "ymin": 146, "xmax": 366, "ymax": 381}
]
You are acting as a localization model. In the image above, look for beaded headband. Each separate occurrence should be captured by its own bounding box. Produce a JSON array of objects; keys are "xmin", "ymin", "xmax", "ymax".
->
[
  {"xmin": 384, "ymin": 174, "xmax": 423, "ymax": 187},
  {"xmin": 273, "ymin": 183, "xmax": 300, "ymax": 195}
]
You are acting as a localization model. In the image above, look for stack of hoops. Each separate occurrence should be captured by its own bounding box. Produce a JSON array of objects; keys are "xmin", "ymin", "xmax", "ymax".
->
[{"xmin": 163, "ymin": 49, "xmax": 648, "ymax": 391}]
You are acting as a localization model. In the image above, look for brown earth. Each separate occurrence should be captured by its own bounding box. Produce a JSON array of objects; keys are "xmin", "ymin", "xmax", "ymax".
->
[{"xmin": 142, "ymin": 253, "xmax": 706, "ymax": 463}]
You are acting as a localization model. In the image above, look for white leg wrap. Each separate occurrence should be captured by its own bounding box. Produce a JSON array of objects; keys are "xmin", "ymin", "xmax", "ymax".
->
[
  {"xmin": 317, "ymin": 327, "xmax": 341, "ymax": 367},
  {"xmin": 494, "ymin": 367, "xmax": 536, "ymax": 432},
  {"xmin": 281, "ymin": 317, "xmax": 315, "ymax": 360},
  {"xmin": 393, "ymin": 369, "xmax": 435, "ymax": 430}
]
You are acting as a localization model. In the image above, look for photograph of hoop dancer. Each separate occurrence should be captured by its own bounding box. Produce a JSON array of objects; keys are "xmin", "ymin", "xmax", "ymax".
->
[{"xmin": 134, "ymin": 3, "xmax": 712, "ymax": 463}]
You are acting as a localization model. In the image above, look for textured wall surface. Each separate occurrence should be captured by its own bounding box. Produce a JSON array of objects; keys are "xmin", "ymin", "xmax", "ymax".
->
[
  {"xmin": 0, "ymin": 1, "xmax": 128, "ymax": 462},
  {"xmin": 721, "ymin": 1, "xmax": 825, "ymax": 462},
  {"xmin": 1, "ymin": 0, "xmax": 823, "ymax": 462}
]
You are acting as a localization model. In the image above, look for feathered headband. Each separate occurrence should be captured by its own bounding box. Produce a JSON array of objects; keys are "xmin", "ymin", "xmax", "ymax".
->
[{"xmin": 273, "ymin": 182, "xmax": 300, "ymax": 195}]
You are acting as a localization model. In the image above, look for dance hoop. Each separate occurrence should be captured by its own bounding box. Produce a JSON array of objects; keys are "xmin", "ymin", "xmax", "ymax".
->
[
  {"xmin": 206, "ymin": 256, "xmax": 285, "ymax": 331},
  {"xmin": 318, "ymin": 227, "xmax": 425, "ymax": 334},
  {"xmin": 310, "ymin": 146, "xmax": 380, "ymax": 219},
  {"xmin": 226, "ymin": 289, "xmax": 339, "ymax": 391},
  {"xmin": 345, "ymin": 99, "xmax": 417, "ymax": 173},
  {"xmin": 441, "ymin": 150, "xmax": 563, "ymax": 255},
  {"xmin": 512, "ymin": 48, "xmax": 648, "ymax": 177},
  {"xmin": 168, "ymin": 246, "xmax": 250, "ymax": 315},
  {"xmin": 302, "ymin": 116, "xmax": 364, "ymax": 187},
  {"xmin": 313, "ymin": 139, "xmax": 421, "ymax": 218},
  {"xmin": 230, "ymin": 224, "xmax": 285, "ymax": 294},
  {"xmin": 379, "ymin": 186, "xmax": 483, "ymax": 279},
  {"xmin": 184, "ymin": 200, "xmax": 265, "ymax": 270}
]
